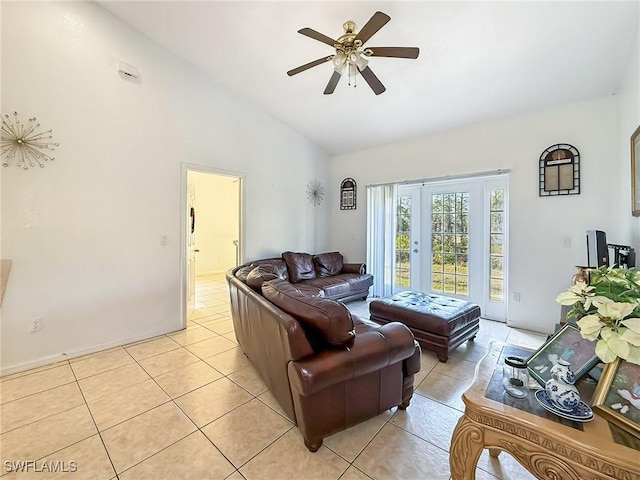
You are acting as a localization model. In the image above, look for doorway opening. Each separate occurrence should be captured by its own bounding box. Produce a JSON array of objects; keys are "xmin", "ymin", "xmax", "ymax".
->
[{"xmin": 181, "ymin": 164, "xmax": 244, "ymax": 326}]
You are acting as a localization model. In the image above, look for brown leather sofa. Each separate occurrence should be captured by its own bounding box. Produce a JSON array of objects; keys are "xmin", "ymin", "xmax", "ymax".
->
[
  {"xmin": 235, "ymin": 251, "xmax": 373, "ymax": 302},
  {"xmin": 227, "ymin": 255, "xmax": 421, "ymax": 452}
]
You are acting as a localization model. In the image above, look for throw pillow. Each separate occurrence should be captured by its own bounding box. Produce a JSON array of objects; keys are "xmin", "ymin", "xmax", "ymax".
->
[
  {"xmin": 262, "ymin": 279, "xmax": 355, "ymax": 347},
  {"xmin": 234, "ymin": 264, "xmax": 256, "ymax": 283},
  {"xmin": 282, "ymin": 251, "xmax": 316, "ymax": 283},
  {"xmin": 313, "ymin": 252, "xmax": 344, "ymax": 277},
  {"xmin": 246, "ymin": 260, "xmax": 289, "ymax": 290}
]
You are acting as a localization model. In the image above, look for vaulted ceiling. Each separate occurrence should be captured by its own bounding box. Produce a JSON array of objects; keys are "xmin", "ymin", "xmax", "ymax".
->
[{"xmin": 100, "ymin": 1, "xmax": 639, "ymax": 155}]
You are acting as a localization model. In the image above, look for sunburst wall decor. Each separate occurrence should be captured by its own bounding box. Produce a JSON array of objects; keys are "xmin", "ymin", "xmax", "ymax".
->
[
  {"xmin": 1, "ymin": 112, "xmax": 59, "ymax": 170},
  {"xmin": 306, "ymin": 180, "xmax": 325, "ymax": 206}
]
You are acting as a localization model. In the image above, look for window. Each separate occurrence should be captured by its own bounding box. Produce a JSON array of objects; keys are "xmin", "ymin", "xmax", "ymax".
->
[
  {"xmin": 489, "ymin": 189, "xmax": 504, "ymax": 301},
  {"xmin": 395, "ymin": 195, "xmax": 411, "ymax": 287}
]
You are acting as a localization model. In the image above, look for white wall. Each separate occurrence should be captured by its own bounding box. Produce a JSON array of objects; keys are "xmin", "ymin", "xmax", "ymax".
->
[
  {"xmin": 617, "ymin": 27, "xmax": 640, "ymax": 247},
  {"xmin": 0, "ymin": 1, "xmax": 329, "ymax": 373},
  {"xmin": 329, "ymin": 96, "xmax": 624, "ymax": 334},
  {"xmin": 191, "ymin": 172, "xmax": 239, "ymax": 275}
]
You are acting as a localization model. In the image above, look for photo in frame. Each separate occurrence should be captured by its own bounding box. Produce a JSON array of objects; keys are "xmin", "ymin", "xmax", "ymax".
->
[
  {"xmin": 526, "ymin": 323, "xmax": 599, "ymax": 386},
  {"xmin": 592, "ymin": 358, "xmax": 640, "ymax": 438},
  {"xmin": 631, "ymin": 125, "xmax": 640, "ymax": 216}
]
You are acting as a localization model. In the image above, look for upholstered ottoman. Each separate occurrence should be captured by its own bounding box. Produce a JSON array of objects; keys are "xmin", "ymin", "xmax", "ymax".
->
[{"xmin": 369, "ymin": 291, "xmax": 481, "ymax": 362}]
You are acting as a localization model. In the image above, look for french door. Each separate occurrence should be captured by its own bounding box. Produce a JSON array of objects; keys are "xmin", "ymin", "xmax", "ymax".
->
[{"xmin": 394, "ymin": 176, "xmax": 508, "ymax": 321}]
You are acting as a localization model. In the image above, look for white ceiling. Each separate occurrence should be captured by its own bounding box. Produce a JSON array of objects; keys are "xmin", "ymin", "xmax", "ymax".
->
[{"xmin": 99, "ymin": 1, "xmax": 639, "ymax": 156}]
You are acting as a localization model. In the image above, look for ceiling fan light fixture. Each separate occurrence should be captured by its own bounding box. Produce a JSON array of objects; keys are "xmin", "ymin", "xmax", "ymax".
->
[
  {"xmin": 334, "ymin": 61, "xmax": 347, "ymax": 75},
  {"xmin": 353, "ymin": 52, "xmax": 368, "ymax": 70},
  {"xmin": 288, "ymin": 11, "xmax": 419, "ymax": 95},
  {"xmin": 332, "ymin": 52, "xmax": 347, "ymax": 68}
]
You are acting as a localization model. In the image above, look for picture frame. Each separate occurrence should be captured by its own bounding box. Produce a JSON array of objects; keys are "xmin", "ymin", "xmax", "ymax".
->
[
  {"xmin": 592, "ymin": 358, "xmax": 640, "ymax": 438},
  {"xmin": 526, "ymin": 322, "xmax": 599, "ymax": 386},
  {"xmin": 631, "ymin": 125, "xmax": 640, "ymax": 217}
]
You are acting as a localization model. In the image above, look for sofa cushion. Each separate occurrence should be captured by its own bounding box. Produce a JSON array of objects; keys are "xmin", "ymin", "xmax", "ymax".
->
[
  {"xmin": 313, "ymin": 252, "xmax": 344, "ymax": 277},
  {"xmin": 282, "ymin": 251, "xmax": 317, "ymax": 283},
  {"xmin": 262, "ymin": 279, "xmax": 355, "ymax": 347},
  {"xmin": 246, "ymin": 260, "xmax": 289, "ymax": 290},
  {"xmin": 235, "ymin": 264, "xmax": 256, "ymax": 283}
]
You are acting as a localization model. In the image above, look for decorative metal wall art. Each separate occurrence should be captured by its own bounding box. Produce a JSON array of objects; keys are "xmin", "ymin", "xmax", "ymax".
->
[
  {"xmin": 539, "ymin": 144, "xmax": 580, "ymax": 196},
  {"xmin": 340, "ymin": 177, "xmax": 357, "ymax": 210},
  {"xmin": 1, "ymin": 112, "xmax": 59, "ymax": 170},
  {"xmin": 306, "ymin": 180, "xmax": 325, "ymax": 206}
]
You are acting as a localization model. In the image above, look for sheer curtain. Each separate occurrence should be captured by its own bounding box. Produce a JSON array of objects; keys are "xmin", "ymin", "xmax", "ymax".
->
[{"xmin": 366, "ymin": 184, "xmax": 397, "ymax": 298}]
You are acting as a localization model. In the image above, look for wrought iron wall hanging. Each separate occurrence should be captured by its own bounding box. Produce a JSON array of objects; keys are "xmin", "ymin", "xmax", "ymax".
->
[
  {"xmin": 1, "ymin": 112, "xmax": 59, "ymax": 170},
  {"xmin": 306, "ymin": 180, "xmax": 325, "ymax": 206},
  {"xmin": 539, "ymin": 144, "xmax": 580, "ymax": 196},
  {"xmin": 340, "ymin": 177, "xmax": 357, "ymax": 210}
]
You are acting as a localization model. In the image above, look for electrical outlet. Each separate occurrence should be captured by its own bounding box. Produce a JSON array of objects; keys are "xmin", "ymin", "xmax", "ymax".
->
[
  {"xmin": 513, "ymin": 292, "xmax": 521, "ymax": 302},
  {"xmin": 28, "ymin": 317, "xmax": 43, "ymax": 333},
  {"xmin": 161, "ymin": 235, "xmax": 168, "ymax": 245}
]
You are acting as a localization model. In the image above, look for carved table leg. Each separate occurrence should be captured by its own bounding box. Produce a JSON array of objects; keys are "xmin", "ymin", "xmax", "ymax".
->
[
  {"xmin": 489, "ymin": 448, "xmax": 501, "ymax": 458},
  {"xmin": 450, "ymin": 415, "xmax": 484, "ymax": 480}
]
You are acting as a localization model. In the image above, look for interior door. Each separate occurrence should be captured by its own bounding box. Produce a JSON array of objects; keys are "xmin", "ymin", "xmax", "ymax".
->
[{"xmin": 186, "ymin": 178, "xmax": 197, "ymax": 318}]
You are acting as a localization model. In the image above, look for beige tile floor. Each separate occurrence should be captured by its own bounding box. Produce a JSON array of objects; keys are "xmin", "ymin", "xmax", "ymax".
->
[{"xmin": 0, "ymin": 274, "xmax": 548, "ymax": 480}]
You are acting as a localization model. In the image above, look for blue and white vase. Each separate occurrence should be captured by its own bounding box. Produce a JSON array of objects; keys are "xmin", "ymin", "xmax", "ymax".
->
[{"xmin": 545, "ymin": 359, "xmax": 581, "ymax": 412}]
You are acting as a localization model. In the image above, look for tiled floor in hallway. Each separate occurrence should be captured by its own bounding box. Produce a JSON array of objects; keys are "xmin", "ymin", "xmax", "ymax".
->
[{"xmin": 0, "ymin": 273, "xmax": 547, "ymax": 480}]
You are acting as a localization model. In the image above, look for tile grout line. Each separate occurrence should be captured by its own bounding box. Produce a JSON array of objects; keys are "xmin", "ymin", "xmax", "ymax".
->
[{"xmin": 114, "ymin": 340, "xmax": 262, "ymax": 478}]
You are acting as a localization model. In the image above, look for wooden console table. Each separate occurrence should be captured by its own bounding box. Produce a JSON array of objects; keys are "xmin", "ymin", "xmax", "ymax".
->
[{"xmin": 450, "ymin": 342, "xmax": 640, "ymax": 480}]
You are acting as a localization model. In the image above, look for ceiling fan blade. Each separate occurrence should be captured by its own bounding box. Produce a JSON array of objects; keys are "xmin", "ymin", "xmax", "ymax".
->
[
  {"xmin": 323, "ymin": 71, "xmax": 342, "ymax": 95},
  {"xmin": 287, "ymin": 56, "xmax": 332, "ymax": 76},
  {"xmin": 358, "ymin": 65, "xmax": 386, "ymax": 95},
  {"xmin": 298, "ymin": 28, "xmax": 337, "ymax": 47},
  {"xmin": 368, "ymin": 47, "xmax": 420, "ymax": 59},
  {"xmin": 354, "ymin": 11, "xmax": 391, "ymax": 45}
]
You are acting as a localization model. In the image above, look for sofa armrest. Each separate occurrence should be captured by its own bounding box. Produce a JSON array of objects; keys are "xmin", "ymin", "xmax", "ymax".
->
[
  {"xmin": 288, "ymin": 322, "xmax": 415, "ymax": 396},
  {"xmin": 341, "ymin": 263, "xmax": 366, "ymax": 275}
]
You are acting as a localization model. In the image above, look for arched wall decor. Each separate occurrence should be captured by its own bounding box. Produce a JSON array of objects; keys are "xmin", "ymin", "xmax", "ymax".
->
[
  {"xmin": 539, "ymin": 144, "xmax": 580, "ymax": 196},
  {"xmin": 340, "ymin": 177, "xmax": 357, "ymax": 210}
]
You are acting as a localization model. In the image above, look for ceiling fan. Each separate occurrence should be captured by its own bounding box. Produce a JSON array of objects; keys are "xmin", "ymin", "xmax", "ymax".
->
[{"xmin": 287, "ymin": 11, "xmax": 419, "ymax": 95}]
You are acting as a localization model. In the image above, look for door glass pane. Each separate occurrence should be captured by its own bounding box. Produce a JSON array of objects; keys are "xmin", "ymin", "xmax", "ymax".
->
[
  {"xmin": 489, "ymin": 189, "xmax": 505, "ymax": 302},
  {"xmin": 395, "ymin": 195, "xmax": 411, "ymax": 288},
  {"xmin": 432, "ymin": 234, "xmax": 443, "ymax": 253},
  {"xmin": 431, "ymin": 191, "xmax": 469, "ymax": 296},
  {"xmin": 432, "ymin": 214, "xmax": 443, "ymax": 232},
  {"xmin": 432, "ymin": 272, "xmax": 443, "ymax": 291}
]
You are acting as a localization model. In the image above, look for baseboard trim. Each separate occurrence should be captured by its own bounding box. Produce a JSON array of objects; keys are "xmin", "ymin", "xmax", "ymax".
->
[
  {"xmin": 196, "ymin": 269, "xmax": 227, "ymax": 276},
  {"xmin": 0, "ymin": 326, "xmax": 184, "ymax": 376}
]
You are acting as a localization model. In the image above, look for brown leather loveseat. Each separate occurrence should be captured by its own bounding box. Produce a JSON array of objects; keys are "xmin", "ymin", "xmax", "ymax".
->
[{"xmin": 227, "ymin": 254, "xmax": 421, "ymax": 452}]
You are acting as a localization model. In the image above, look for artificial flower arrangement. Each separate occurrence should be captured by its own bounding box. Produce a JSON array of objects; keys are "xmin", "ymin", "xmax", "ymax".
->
[{"xmin": 556, "ymin": 266, "xmax": 640, "ymax": 365}]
